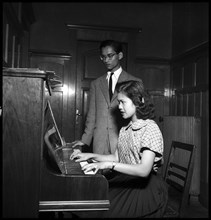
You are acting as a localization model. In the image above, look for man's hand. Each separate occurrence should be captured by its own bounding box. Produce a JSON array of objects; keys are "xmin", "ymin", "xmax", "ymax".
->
[
  {"xmin": 71, "ymin": 140, "xmax": 85, "ymax": 148},
  {"xmin": 47, "ymin": 126, "xmax": 56, "ymax": 136},
  {"xmin": 70, "ymin": 151, "xmax": 91, "ymax": 162}
]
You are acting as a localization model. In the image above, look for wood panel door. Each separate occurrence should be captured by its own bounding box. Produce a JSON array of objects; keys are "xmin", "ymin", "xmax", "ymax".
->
[{"xmin": 29, "ymin": 52, "xmax": 74, "ymax": 142}]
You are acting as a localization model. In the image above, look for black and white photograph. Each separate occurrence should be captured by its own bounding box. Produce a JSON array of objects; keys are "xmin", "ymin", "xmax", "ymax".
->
[{"xmin": 2, "ymin": 2, "xmax": 209, "ymax": 218}]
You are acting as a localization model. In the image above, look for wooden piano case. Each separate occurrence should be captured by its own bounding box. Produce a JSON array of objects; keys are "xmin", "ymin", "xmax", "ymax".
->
[
  {"xmin": 3, "ymin": 68, "xmax": 47, "ymax": 218},
  {"xmin": 2, "ymin": 68, "xmax": 109, "ymax": 218}
]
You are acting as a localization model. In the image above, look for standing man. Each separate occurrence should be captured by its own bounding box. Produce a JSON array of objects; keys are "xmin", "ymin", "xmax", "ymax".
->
[{"xmin": 72, "ymin": 40, "xmax": 143, "ymax": 154}]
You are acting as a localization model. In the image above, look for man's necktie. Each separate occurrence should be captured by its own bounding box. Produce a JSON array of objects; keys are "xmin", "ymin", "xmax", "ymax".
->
[{"xmin": 109, "ymin": 72, "xmax": 114, "ymax": 101}]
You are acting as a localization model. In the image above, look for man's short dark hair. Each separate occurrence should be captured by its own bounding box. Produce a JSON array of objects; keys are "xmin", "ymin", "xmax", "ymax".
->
[{"xmin": 100, "ymin": 40, "xmax": 123, "ymax": 53}]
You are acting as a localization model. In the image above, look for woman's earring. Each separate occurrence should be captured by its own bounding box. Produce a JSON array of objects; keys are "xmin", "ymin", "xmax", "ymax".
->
[{"xmin": 142, "ymin": 97, "xmax": 145, "ymax": 103}]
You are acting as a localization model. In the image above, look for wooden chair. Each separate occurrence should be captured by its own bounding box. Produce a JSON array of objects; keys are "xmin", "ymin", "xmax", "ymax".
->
[{"xmin": 163, "ymin": 141, "xmax": 195, "ymax": 218}]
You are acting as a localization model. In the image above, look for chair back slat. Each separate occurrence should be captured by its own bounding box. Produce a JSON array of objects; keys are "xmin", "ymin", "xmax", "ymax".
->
[
  {"xmin": 166, "ymin": 178, "xmax": 184, "ymax": 192},
  {"xmin": 170, "ymin": 162, "xmax": 188, "ymax": 172},
  {"xmin": 167, "ymin": 170, "xmax": 186, "ymax": 181}
]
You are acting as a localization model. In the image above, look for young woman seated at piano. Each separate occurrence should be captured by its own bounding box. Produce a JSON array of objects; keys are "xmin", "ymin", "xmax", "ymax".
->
[{"xmin": 70, "ymin": 80, "xmax": 168, "ymax": 218}]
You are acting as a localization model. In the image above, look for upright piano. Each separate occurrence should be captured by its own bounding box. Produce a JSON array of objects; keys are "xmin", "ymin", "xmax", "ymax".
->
[{"xmin": 2, "ymin": 68, "xmax": 109, "ymax": 218}]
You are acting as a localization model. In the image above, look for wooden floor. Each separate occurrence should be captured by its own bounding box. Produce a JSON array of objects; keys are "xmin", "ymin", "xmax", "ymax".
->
[{"xmin": 183, "ymin": 197, "xmax": 209, "ymax": 218}]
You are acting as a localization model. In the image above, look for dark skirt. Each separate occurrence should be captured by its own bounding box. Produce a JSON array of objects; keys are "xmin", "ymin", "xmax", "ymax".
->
[{"xmin": 103, "ymin": 171, "xmax": 168, "ymax": 218}]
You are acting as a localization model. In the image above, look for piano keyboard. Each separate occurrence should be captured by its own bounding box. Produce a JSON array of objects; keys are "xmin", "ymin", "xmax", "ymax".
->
[{"xmin": 80, "ymin": 161, "xmax": 98, "ymax": 175}]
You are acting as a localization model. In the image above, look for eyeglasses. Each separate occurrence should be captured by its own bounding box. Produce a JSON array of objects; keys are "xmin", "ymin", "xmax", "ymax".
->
[{"xmin": 100, "ymin": 52, "xmax": 117, "ymax": 61}]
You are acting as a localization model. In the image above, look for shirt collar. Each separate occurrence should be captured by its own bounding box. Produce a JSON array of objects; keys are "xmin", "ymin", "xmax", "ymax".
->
[
  {"xmin": 125, "ymin": 119, "xmax": 149, "ymax": 131},
  {"xmin": 106, "ymin": 66, "xmax": 122, "ymax": 79}
]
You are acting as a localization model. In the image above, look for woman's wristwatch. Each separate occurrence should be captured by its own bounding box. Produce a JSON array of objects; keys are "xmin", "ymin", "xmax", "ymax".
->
[{"xmin": 111, "ymin": 161, "xmax": 117, "ymax": 170}]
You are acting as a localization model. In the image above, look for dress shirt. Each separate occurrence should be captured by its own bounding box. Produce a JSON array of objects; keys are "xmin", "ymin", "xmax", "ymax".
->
[{"xmin": 106, "ymin": 66, "xmax": 122, "ymax": 93}]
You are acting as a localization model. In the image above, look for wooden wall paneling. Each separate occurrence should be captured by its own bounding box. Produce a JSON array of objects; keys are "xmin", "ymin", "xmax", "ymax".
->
[
  {"xmin": 3, "ymin": 3, "xmax": 35, "ymax": 68},
  {"xmin": 21, "ymin": 31, "xmax": 30, "ymax": 67},
  {"xmin": 200, "ymin": 90, "xmax": 209, "ymax": 206},
  {"xmin": 188, "ymin": 93, "xmax": 194, "ymax": 115},
  {"xmin": 4, "ymin": 23, "xmax": 9, "ymax": 65},
  {"xmin": 10, "ymin": 2, "xmax": 20, "ymax": 16},
  {"xmin": 173, "ymin": 95, "xmax": 177, "ymax": 115},
  {"xmin": 170, "ymin": 43, "xmax": 209, "ymax": 207},
  {"xmin": 134, "ymin": 60, "xmax": 170, "ymax": 89},
  {"xmin": 3, "ymin": 4, "xmax": 23, "ymax": 67},
  {"xmin": 184, "ymin": 62, "xmax": 194, "ymax": 87},
  {"xmin": 163, "ymin": 116, "xmax": 201, "ymax": 197},
  {"xmin": 17, "ymin": 44, "xmax": 21, "ymax": 67},
  {"xmin": 175, "ymin": 93, "xmax": 182, "ymax": 115},
  {"xmin": 7, "ymin": 27, "xmax": 13, "ymax": 66},
  {"xmin": 150, "ymin": 93, "xmax": 165, "ymax": 131},
  {"xmin": 133, "ymin": 59, "xmax": 170, "ymax": 132},
  {"xmin": 3, "ymin": 13, "xmax": 7, "ymax": 64},
  {"xmin": 172, "ymin": 66, "xmax": 183, "ymax": 89},
  {"xmin": 172, "ymin": 3, "xmax": 208, "ymax": 57},
  {"xmin": 183, "ymin": 93, "xmax": 187, "ymax": 115},
  {"xmin": 14, "ymin": 36, "xmax": 20, "ymax": 67},
  {"xmin": 12, "ymin": 35, "xmax": 15, "ymax": 67},
  {"xmin": 196, "ymin": 56, "xmax": 208, "ymax": 86},
  {"xmin": 170, "ymin": 93, "xmax": 176, "ymax": 115},
  {"xmin": 194, "ymin": 92, "xmax": 201, "ymax": 117}
]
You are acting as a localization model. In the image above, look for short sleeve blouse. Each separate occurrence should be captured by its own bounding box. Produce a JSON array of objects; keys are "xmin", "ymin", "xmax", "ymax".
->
[{"xmin": 117, "ymin": 119, "xmax": 164, "ymax": 172}]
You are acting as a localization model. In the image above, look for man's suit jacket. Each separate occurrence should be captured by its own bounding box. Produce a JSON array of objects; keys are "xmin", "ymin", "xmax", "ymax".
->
[{"xmin": 81, "ymin": 70, "xmax": 143, "ymax": 154}]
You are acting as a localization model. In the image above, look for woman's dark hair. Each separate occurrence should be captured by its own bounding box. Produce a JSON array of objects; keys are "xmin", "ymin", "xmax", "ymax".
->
[
  {"xmin": 116, "ymin": 80, "xmax": 155, "ymax": 120},
  {"xmin": 99, "ymin": 40, "xmax": 123, "ymax": 54}
]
